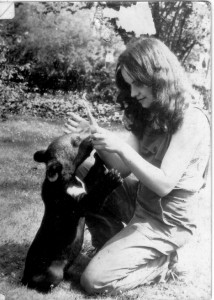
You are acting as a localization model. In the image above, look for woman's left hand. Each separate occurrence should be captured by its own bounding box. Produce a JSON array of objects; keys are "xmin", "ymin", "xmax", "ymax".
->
[{"xmin": 91, "ymin": 128, "xmax": 125, "ymax": 154}]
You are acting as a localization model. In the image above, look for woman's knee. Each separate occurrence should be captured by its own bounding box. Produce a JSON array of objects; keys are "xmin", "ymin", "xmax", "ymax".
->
[
  {"xmin": 80, "ymin": 257, "xmax": 114, "ymax": 295},
  {"xmin": 80, "ymin": 268, "xmax": 100, "ymax": 295}
]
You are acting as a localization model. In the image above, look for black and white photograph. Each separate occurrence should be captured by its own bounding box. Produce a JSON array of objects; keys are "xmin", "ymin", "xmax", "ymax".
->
[{"xmin": 0, "ymin": 1, "xmax": 211, "ymax": 299}]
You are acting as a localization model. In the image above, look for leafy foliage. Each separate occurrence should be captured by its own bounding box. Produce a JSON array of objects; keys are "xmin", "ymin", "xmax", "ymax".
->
[
  {"xmin": 0, "ymin": 34, "xmax": 29, "ymax": 120},
  {"xmin": 148, "ymin": 2, "xmax": 211, "ymax": 113},
  {"xmin": 0, "ymin": 1, "xmax": 211, "ymax": 123},
  {"xmin": 150, "ymin": 2, "xmax": 211, "ymax": 67},
  {"xmin": 0, "ymin": 90, "xmax": 122, "ymax": 124},
  {"xmin": 2, "ymin": 2, "xmax": 124, "ymax": 96}
]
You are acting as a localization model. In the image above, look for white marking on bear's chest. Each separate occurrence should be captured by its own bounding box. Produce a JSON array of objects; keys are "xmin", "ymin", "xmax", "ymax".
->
[{"xmin": 66, "ymin": 177, "xmax": 86, "ymax": 197}]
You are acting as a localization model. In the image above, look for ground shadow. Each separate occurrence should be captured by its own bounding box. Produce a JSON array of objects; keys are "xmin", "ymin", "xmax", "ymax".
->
[
  {"xmin": 0, "ymin": 242, "xmax": 29, "ymax": 284},
  {"xmin": 0, "ymin": 242, "xmax": 91, "ymax": 293}
]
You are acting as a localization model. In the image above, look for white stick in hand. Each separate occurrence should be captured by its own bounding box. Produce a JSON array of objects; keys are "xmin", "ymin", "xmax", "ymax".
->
[{"xmin": 82, "ymin": 93, "xmax": 99, "ymax": 130}]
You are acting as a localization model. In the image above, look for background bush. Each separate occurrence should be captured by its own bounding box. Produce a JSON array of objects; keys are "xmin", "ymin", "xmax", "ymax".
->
[{"xmin": 0, "ymin": 2, "xmax": 211, "ymax": 123}]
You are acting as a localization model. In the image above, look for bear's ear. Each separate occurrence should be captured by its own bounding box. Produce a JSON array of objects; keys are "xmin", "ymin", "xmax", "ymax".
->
[
  {"xmin": 71, "ymin": 135, "xmax": 81, "ymax": 147},
  {"xmin": 34, "ymin": 150, "xmax": 47, "ymax": 163}
]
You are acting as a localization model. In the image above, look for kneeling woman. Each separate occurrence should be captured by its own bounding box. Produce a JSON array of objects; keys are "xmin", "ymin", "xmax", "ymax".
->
[{"xmin": 65, "ymin": 37, "xmax": 210, "ymax": 295}]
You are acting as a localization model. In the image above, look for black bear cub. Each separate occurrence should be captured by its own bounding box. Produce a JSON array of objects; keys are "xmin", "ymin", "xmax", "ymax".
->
[{"xmin": 21, "ymin": 133, "xmax": 123, "ymax": 293}]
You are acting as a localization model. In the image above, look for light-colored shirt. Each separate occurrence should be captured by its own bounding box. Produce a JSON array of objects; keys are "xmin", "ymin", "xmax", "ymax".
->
[{"xmin": 135, "ymin": 107, "xmax": 210, "ymax": 233}]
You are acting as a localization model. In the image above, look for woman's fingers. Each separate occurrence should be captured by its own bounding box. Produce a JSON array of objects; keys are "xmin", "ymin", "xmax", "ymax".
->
[
  {"xmin": 67, "ymin": 119, "xmax": 79, "ymax": 127},
  {"xmin": 82, "ymin": 101, "xmax": 99, "ymax": 128},
  {"xmin": 92, "ymin": 132, "xmax": 104, "ymax": 139},
  {"xmin": 64, "ymin": 123, "xmax": 77, "ymax": 130},
  {"xmin": 67, "ymin": 112, "xmax": 84, "ymax": 122},
  {"xmin": 65, "ymin": 110, "xmax": 91, "ymax": 134},
  {"xmin": 64, "ymin": 128, "xmax": 74, "ymax": 134},
  {"xmin": 92, "ymin": 140, "xmax": 106, "ymax": 149},
  {"xmin": 65, "ymin": 105, "xmax": 103, "ymax": 137},
  {"xmin": 64, "ymin": 124, "xmax": 79, "ymax": 133},
  {"xmin": 82, "ymin": 94, "xmax": 97, "ymax": 126}
]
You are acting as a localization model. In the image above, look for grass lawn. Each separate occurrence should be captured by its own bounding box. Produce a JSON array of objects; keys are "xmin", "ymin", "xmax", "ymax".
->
[{"xmin": 0, "ymin": 116, "xmax": 211, "ymax": 300}]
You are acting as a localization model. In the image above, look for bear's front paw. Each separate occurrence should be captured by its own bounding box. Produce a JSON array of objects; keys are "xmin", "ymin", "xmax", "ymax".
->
[
  {"xmin": 102, "ymin": 169, "xmax": 123, "ymax": 191},
  {"xmin": 78, "ymin": 168, "xmax": 124, "ymax": 215}
]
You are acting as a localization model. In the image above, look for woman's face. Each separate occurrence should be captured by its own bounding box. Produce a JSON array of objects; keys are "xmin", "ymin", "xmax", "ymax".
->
[{"xmin": 121, "ymin": 68, "xmax": 154, "ymax": 109}]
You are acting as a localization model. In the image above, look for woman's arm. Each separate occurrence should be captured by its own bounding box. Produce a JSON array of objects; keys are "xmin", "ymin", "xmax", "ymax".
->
[
  {"xmin": 92, "ymin": 109, "xmax": 209, "ymax": 197},
  {"xmin": 96, "ymin": 131, "xmax": 139, "ymax": 178},
  {"xmin": 64, "ymin": 112, "xmax": 139, "ymax": 177}
]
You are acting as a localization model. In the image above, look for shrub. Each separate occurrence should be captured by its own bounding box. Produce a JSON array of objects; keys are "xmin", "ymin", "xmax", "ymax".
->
[{"xmin": 0, "ymin": 90, "xmax": 123, "ymax": 125}]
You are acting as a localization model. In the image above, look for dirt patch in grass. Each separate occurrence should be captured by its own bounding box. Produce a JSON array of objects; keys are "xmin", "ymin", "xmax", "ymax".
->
[{"xmin": 0, "ymin": 117, "xmax": 211, "ymax": 300}]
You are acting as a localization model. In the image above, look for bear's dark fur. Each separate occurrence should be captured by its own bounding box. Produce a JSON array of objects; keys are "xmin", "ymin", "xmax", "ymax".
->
[{"xmin": 21, "ymin": 133, "xmax": 123, "ymax": 293}]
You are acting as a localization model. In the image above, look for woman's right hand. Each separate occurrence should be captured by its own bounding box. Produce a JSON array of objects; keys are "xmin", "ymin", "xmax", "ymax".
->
[
  {"xmin": 64, "ymin": 102, "xmax": 101, "ymax": 137},
  {"xmin": 64, "ymin": 112, "xmax": 91, "ymax": 135}
]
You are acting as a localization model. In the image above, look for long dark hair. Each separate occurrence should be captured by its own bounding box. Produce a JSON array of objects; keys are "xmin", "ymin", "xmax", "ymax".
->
[{"xmin": 116, "ymin": 37, "xmax": 192, "ymax": 138}]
